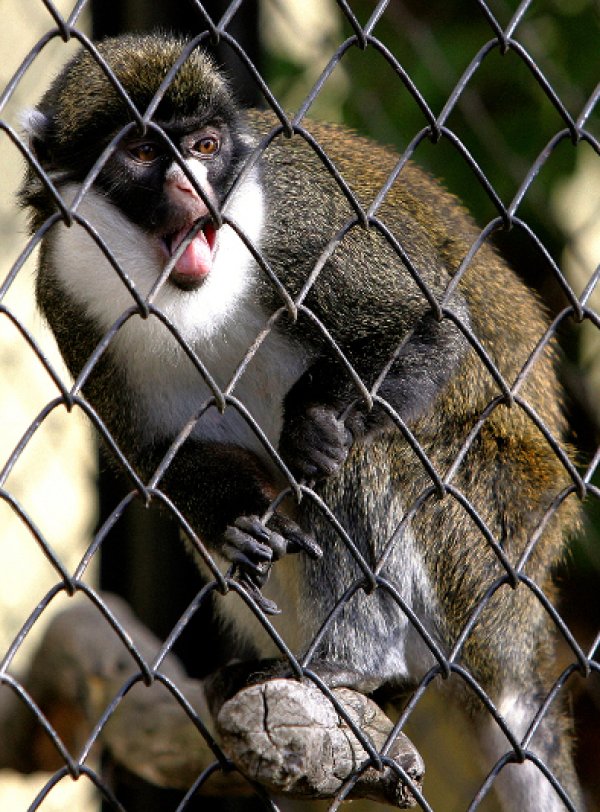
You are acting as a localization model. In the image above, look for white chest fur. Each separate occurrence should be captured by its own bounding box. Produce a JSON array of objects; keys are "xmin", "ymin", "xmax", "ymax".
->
[{"xmin": 48, "ymin": 174, "xmax": 307, "ymax": 458}]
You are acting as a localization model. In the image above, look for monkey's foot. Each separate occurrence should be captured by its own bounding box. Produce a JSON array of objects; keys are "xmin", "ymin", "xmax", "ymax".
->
[{"xmin": 216, "ymin": 679, "xmax": 424, "ymax": 807}]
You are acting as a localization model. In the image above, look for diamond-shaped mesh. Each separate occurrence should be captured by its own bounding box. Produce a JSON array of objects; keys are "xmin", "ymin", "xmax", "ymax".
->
[{"xmin": 0, "ymin": 2, "xmax": 598, "ymax": 810}]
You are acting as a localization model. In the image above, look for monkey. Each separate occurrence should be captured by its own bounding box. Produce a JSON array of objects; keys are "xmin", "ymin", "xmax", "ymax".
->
[{"xmin": 18, "ymin": 33, "xmax": 584, "ymax": 811}]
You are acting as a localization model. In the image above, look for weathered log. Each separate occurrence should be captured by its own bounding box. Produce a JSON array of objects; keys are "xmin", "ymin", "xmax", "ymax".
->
[
  {"xmin": 0, "ymin": 595, "xmax": 424, "ymax": 806},
  {"xmin": 218, "ymin": 679, "xmax": 424, "ymax": 807}
]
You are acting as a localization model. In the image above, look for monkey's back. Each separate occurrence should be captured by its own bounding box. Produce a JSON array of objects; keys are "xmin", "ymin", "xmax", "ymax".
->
[
  {"xmin": 248, "ymin": 110, "xmax": 562, "ymax": 424},
  {"xmin": 247, "ymin": 112, "xmax": 580, "ymax": 685}
]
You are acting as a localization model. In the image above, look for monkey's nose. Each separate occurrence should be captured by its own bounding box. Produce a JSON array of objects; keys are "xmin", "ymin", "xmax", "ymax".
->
[
  {"xmin": 174, "ymin": 177, "xmax": 197, "ymax": 197},
  {"xmin": 165, "ymin": 169, "xmax": 211, "ymax": 221},
  {"xmin": 165, "ymin": 173, "xmax": 198, "ymax": 199},
  {"xmin": 165, "ymin": 162, "xmax": 208, "ymax": 200}
]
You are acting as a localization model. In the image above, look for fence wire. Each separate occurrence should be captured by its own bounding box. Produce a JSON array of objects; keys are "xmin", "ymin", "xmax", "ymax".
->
[{"xmin": 0, "ymin": 1, "xmax": 599, "ymax": 811}]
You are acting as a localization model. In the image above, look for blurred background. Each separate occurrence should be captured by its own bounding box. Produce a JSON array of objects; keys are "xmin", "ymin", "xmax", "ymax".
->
[{"xmin": 0, "ymin": 1, "xmax": 598, "ymax": 810}]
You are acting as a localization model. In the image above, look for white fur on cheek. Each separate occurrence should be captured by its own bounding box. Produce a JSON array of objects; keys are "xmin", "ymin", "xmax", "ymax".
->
[
  {"xmin": 49, "ymin": 183, "xmax": 168, "ymax": 325},
  {"xmin": 48, "ymin": 175, "xmax": 264, "ymax": 348},
  {"xmin": 48, "ymin": 175, "xmax": 307, "ymax": 456}
]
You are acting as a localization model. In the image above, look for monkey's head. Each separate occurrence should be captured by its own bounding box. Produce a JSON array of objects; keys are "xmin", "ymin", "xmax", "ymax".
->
[{"xmin": 20, "ymin": 33, "xmax": 262, "ymax": 308}]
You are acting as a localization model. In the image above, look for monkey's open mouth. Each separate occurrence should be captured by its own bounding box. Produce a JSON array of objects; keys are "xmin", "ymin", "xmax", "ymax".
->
[{"xmin": 160, "ymin": 221, "xmax": 217, "ymax": 291}]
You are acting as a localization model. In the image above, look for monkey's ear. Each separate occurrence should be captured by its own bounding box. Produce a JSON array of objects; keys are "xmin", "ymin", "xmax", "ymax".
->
[{"xmin": 20, "ymin": 109, "xmax": 52, "ymax": 164}]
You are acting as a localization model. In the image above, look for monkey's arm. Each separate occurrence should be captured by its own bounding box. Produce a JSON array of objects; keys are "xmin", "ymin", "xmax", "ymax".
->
[
  {"xmin": 280, "ymin": 311, "xmax": 467, "ymax": 480},
  {"xmin": 154, "ymin": 438, "xmax": 321, "ymax": 611}
]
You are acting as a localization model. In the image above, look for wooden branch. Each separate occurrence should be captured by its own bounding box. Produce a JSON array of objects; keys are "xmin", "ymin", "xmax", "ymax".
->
[
  {"xmin": 0, "ymin": 594, "xmax": 423, "ymax": 806},
  {"xmin": 218, "ymin": 679, "xmax": 424, "ymax": 807},
  {"xmin": 0, "ymin": 594, "xmax": 243, "ymax": 794}
]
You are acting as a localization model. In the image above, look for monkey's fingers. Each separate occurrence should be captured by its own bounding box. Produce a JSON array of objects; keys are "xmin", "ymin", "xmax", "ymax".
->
[
  {"xmin": 223, "ymin": 523, "xmax": 274, "ymax": 578},
  {"xmin": 234, "ymin": 515, "xmax": 289, "ymax": 559},
  {"xmin": 224, "ymin": 513, "xmax": 320, "ymax": 617},
  {"xmin": 280, "ymin": 405, "xmax": 352, "ymax": 481},
  {"xmin": 228, "ymin": 514, "xmax": 322, "ymax": 562},
  {"xmin": 236, "ymin": 571, "xmax": 281, "ymax": 616},
  {"xmin": 268, "ymin": 514, "xmax": 323, "ymax": 560}
]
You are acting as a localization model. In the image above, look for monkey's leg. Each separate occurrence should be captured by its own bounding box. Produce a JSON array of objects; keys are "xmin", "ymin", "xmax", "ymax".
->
[
  {"xmin": 458, "ymin": 587, "xmax": 583, "ymax": 812},
  {"xmin": 473, "ymin": 681, "xmax": 583, "ymax": 812}
]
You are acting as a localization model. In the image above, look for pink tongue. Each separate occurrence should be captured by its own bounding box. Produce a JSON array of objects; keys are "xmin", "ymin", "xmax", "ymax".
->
[{"xmin": 173, "ymin": 229, "xmax": 212, "ymax": 280}]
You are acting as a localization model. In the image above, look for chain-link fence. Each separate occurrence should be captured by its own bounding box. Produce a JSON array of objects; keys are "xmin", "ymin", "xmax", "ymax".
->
[{"xmin": 0, "ymin": 2, "xmax": 599, "ymax": 811}]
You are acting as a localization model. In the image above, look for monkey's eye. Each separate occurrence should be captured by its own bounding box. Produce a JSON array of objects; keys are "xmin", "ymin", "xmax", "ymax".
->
[
  {"xmin": 127, "ymin": 142, "xmax": 161, "ymax": 164},
  {"xmin": 192, "ymin": 136, "xmax": 220, "ymax": 158}
]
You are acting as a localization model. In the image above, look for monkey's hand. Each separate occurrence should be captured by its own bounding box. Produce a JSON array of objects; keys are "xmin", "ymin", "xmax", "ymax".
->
[
  {"xmin": 224, "ymin": 514, "xmax": 322, "ymax": 614},
  {"xmin": 279, "ymin": 404, "xmax": 353, "ymax": 482}
]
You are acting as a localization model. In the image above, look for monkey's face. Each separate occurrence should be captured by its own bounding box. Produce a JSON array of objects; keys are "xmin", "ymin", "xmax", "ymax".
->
[
  {"xmin": 23, "ymin": 36, "xmax": 253, "ymax": 291},
  {"xmin": 20, "ymin": 35, "xmax": 264, "ymax": 340},
  {"xmin": 98, "ymin": 118, "xmax": 239, "ymax": 291}
]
